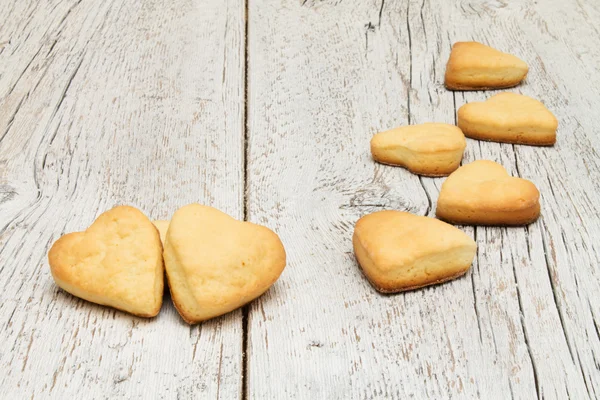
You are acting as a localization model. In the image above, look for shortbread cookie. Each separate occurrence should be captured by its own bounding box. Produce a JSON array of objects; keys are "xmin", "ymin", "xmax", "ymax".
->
[
  {"xmin": 153, "ymin": 220, "xmax": 169, "ymax": 245},
  {"xmin": 370, "ymin": 123, "xmax": 466, "ymax": 176},
  {"xmin": 353, "ymin": 211, "xmax": 476, "ymax": 293},
  {"xmin": 436, "ymin": 160, "xmax": 540, "ymax": 225},
  {"xmin": 48, "ymin": 206, "xmax": 164, "ymax": 317},
  {"xmin": 164, "ymin": 204, "xmax": 286, "ymax": 324},
  {"xmin": 458, "ymin": 93, "xmax": 558, "ymax": 145},
  {"xmin": 445, "ymin": 42, "xmax": 528, "ymax": 90}
]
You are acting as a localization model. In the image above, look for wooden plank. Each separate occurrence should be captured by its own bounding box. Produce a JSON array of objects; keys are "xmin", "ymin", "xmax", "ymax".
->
[
  {"xmin": 414, "ymin": 1, "xmax": 597, "ymax": 398},
  {"xmin": 405, "ymin": 2, "xmax": 541, "ymax": 398},
  {"xmin": 436, "ymin": 0, "xmax": 600, "ymax": 397},
  {"xmin": 447, "ymin": 1, "xmax": 600, "ymax": 398},
  {"xmin": 0, "ymin": 0, "xmax": 245, "ymax": 397},
  {"xmin": 247, "ymin": 0, "xmax": 599, "ymax": 398}
]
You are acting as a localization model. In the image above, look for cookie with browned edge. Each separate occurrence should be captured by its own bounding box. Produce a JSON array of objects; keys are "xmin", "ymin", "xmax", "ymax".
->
[
  {"xmin": 445, "ymin": 42, "xmax": 528, "ymax": 90},
  {"xmin": 458, "ymin": 93, "xmax": 558, "ymax": 145},
  {"xmin": 163, "ymin": 204, "xmax": 286, "ymax": 324},
  {"xmin": 353, "ymin": 211, "xmax": 476, "ymax": 293},
  {"xmin": 436, "ymin": 160, "xmax": 540, "ymax": 225},
  {"xmin": 370, "ymin": 123, "xmax": 466, "ymax": 176},
  {"xmin": 49, "ymin": 206, "xmax": 164, "ymax": 317}
]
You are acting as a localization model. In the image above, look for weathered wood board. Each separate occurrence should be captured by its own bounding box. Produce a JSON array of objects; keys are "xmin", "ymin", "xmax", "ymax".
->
[
  {"xmin": 0, "ymin": 0, "xmax": 245, "ymax": 398},
  {"xmin": 1, "ymin": 0, "xmax": 599, "ymax": 398},
  {"xmin": 246, "ymin": 0, "xmax": 600, "ymax": 398}
]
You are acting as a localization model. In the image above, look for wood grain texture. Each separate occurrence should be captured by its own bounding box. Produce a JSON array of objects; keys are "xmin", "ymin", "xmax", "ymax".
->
[
  {"xmin": 0, "ymin": 0, "xmax": 245, "ymax": 398},
  {"xmin": 247, "ymin": 0, "xmax": 599, "ymax": 398},
  {"xmin": 447, "ymin": 1, "xmax": 600, "ymax": 397},
  {"xmin": 3, "ymin": 0, "xmax": 600, "ymax": 398}
]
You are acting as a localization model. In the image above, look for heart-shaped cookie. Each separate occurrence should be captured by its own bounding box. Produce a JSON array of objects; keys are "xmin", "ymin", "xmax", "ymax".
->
[
  {"xmin": 436, "ymin": 160, "xmax": 540, "ymax": 225},
  {"xmin": 353, "ymin": 211, "xmax": 476, "ymax": 293},
  {"xmin": 48, "ymin": 206, "xmax": 164, "ymax": 317},
  {"xmin": 445, "ymin": 42, "xmax": 528, "ymax": 90},
  {"xmin": 458, "ymin": 92, "xmax": 558, "ymax": 145},
  {"xmin": 370, "ymin": 123, "xmax": 466, "ymax": 176},
  {"xmin": 163, "ymin": 204, "xmax": 286, "ymax": 323}
]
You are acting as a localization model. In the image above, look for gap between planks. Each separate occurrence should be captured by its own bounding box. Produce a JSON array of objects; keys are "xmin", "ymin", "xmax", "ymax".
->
[{"xmin": 242, "ymin": 0, "xmax": 250, "ymax": 399}]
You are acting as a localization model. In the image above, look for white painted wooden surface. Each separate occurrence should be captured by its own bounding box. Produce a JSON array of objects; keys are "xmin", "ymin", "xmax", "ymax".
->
[
  {"xmin": 0, "ymin": 0, "xmax": 245, "ymax": 398},
  {"xmin": 2, "ymin": 0, "xmax": 600, "ymax": 398},
  {"xmin": 247, "ymin": 0, "xmax": 599, "ymax": 399}
]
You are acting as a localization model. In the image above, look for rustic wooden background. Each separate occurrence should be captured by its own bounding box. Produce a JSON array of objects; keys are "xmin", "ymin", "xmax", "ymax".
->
[{"xmin": 1, "ymin": 0, "xmax": 599, "ymax": 398}]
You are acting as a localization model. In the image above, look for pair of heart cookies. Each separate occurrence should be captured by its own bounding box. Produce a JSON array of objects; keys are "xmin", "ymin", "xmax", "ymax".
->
[
  {"xmin": 370, "ymin": 97, "xmax": 556, "ymax": 177},
  {"xmin": 370, "ymin": 92, "xmax": 557, "ymax": 177},
  {"xmin": 446, "ymin": 41, "xmax": 558, "ymax": 145},
  {"xmin": 353, "ymin": 160, "xmax": 539, "ymax": 293},
  {"xmin": 48, "ymin": 204, "xmax": 286, "ymax": 323}
]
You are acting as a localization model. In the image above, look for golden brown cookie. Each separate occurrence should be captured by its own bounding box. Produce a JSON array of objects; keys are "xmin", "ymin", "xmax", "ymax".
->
[
  {"xmin": 458, "ymin": 92, "xmax": 558, "ymax": 145},
  {"xmin": 48, "ymin": 206, "xmax": 164, "ymax": 317},
  {"xmin": 436, "ymin": 160, "xmax": 540, "ymax": 225},
  {"xmin": 353, "ymin": 211, "xmax": 476, "ymax": 293},
  {"xmin": 163, "ymin": 204, "xmax": 286, "ymax": 324},
  {"xmin": 370, "ymin": 123, "xmax": 466, "ymax": 176},
  {"xmin": 445, "ymin": 42, "xmax": 528, "ymax": 90}
]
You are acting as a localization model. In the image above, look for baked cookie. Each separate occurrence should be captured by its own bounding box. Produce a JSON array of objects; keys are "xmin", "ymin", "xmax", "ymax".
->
[
  {"xmin": 153, "ymin": 220, "xmax": 169, "ymax": 245},
  {"xmin": 445, "ymin": 42, "xmax": 528, "ymax": 90},
  {"xmin": 353, "ymin": 211, "xmax": 476, "ymax": 293},
  {"xmin": 436, "ymin": 160, "xmax": 540, "ymax": 225},
  {"xmin": 370, "ymin": 123, "xmax": 466, "ymax": 176},
  {"xmin": 163, "ymin": 204, "xmax": 286, "ymax": 324},
  {"xmin": 458, "ymin": 92, "xmax": 558, "ymax": 145},
  {"xmin": 48, "ymin": 206, "xmax": 164, "ymax": 317}
]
